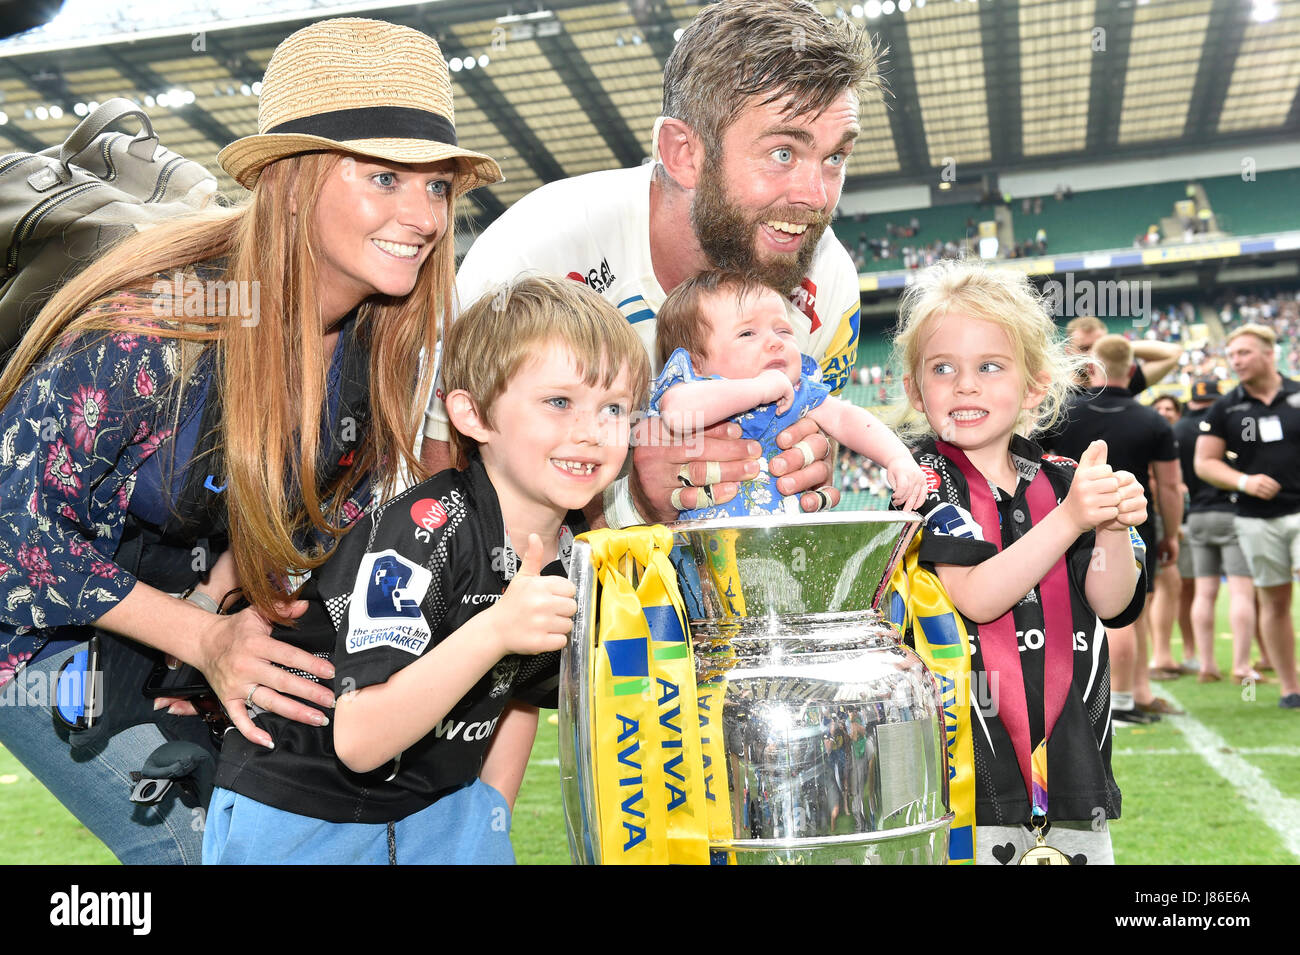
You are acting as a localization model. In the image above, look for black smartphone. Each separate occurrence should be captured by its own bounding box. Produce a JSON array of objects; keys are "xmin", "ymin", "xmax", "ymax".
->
[{"xmin": 54, "ymin": 634, "xmax": 101, "ymax": 730}]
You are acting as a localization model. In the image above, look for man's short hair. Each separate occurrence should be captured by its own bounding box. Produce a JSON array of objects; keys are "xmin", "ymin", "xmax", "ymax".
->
[
  {"xmin": 655, "ymin": 270, "xmax": 767, "ymax": 367},
  {"xmin": 443, "ymin": 276, "xmax": 651, "ymax": 468},
  {"xmin": 1225, "ymin": 322, "xmax": 1277, "ymax": 349},
  {"xmin": 661, "ymin": 0, "xmax": 882, "ymax": 153},
  {"xmin": 1093, "ymin": 333, "xmax": 1134, "ymax": 383},
  {"xmin": 1065, "ymin": 315, "xmax": 1106, "ymax": 339}
]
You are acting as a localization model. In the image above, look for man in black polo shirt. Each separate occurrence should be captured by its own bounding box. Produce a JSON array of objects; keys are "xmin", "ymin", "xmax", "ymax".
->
[
  {"xmin": 1049, "ymin": 335, "xmax": 1181, "ymax": 723},
  {"xmin": 1176, "ymin": 378, "xmax": 1257, "ymax": 683},
  {"xmin": 1195, "ymin": 324, "xmax": 1300, "ymax": 708}
]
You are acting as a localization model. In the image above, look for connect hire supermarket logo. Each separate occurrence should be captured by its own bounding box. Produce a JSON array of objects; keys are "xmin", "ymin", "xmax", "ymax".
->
[{"xmin": 345, "ymin": 550, "xmax": 433, "ymax": 656}]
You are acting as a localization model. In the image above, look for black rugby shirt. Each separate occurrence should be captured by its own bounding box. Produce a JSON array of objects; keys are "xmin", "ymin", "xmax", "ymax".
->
[
  {"xmin": 906, "ymin": 435, "xmax": 1145, "ymax": 825},
  {"xmin": 1199, "ymin": 377, "xmax": 1300, "ymax": 520},
  {"xmin": 1175, "ymin": 407, "xmax": 1233, "ymax": 515},
  {"xmin": 215, "ymin": 455, "xmax": 581, "ymax": 824}
]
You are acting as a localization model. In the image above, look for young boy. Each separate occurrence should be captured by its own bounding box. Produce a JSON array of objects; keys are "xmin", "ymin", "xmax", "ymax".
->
[
  {"xmin": 205, "ymin": 276, "xmax": 648, "ymax": 864},
  {"xmin": 651, "ymin": 270, "xmax": 926, "ymax": 518}
]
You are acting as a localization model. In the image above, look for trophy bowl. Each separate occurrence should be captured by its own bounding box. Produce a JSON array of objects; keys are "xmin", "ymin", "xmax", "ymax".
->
[{"xmin": 560, "ymin": 512, "xmax": 954, "ymax": 865}]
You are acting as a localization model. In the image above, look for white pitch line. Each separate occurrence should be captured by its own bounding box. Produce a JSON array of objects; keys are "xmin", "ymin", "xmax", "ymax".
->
[
  {"xmin": 1156, "ymin": 686, "xmax": 1300, "ymax": 861},
  {"xmin": 1114, "ymin": 745, "xmax": 1300, "ymax": 758}
]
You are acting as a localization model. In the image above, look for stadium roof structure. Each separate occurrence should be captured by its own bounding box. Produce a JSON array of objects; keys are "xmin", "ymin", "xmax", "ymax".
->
[{"xmin": 0, "ymin": 0, "xmax": 1296, "ymax": 230}]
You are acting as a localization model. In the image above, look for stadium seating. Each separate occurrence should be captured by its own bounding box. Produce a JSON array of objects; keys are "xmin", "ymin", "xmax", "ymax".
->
[
  {"xmin": 1015, "ymin": 182, "xmax": 1190, "ymax": 254},
  {"xmin": 1201, "ymin": 168, "xmax": 1300, "ymax": 236},
  {"xmin": 837, "ymin": 167, "xmax": 1298, "ymax": 274}
]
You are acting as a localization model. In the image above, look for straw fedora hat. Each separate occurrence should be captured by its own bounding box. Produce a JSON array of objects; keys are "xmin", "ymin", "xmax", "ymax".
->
[{"xmin": 218, "ymin": 18, "xmax": 503, "ymax": 197}]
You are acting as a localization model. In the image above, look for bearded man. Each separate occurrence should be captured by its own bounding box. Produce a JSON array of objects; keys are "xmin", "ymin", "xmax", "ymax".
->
[{"xmin": 421, "ymin": 0, "xmax": 879, "ymax": 527}]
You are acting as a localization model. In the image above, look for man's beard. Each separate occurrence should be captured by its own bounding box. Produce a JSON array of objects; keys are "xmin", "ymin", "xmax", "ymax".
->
[{"xmin": 690, "ymin": 161, "xmax": 829, "ymax": 295}]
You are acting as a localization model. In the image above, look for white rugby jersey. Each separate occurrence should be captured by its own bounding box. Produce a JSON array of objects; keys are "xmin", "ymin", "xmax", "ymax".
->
[{"xmin": 424, "ymin": 163, "xmax": 863, "ymax": 442}]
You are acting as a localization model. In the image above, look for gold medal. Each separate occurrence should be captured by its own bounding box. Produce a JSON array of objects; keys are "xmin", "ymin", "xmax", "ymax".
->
[{"xmin": 1018, "ymin": 821, "xmax": 1072, "ymax": 865}]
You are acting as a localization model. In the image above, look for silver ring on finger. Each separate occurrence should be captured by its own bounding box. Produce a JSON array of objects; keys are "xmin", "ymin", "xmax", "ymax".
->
[{"xmin": 246, "ymin": 684, "xmax": 259, "ymax": 708}]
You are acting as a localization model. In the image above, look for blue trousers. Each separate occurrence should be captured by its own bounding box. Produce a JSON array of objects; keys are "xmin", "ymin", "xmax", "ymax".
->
[
  {"xmin": 0, "ymin": 642, "xmax": 204, "ymax": 864},
  {"xmin": 203, "ymin": 780, "xmax": 516, "ymax": 864}
]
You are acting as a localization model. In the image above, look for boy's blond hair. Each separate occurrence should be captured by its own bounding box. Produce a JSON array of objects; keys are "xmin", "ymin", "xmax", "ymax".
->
[
  {"xmin": 442, "ymin": 275, "xmax": 650, "ymax": 468},
  {"xmin": 1092, "ymin": 334, "xmax": 1134, "ymax": 383},
  {"xmin": 891, "ymin": 260, "xmax": 1084, "ymax": 441},
  {"xmin": 655, "ymin": 270, "xmax": 766, "ymax": 367}
]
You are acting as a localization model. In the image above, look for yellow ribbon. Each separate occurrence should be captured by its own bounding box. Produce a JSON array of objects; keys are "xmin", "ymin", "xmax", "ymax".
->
[
  {"xmin": 886, "ymin": 530, "xmax": 977, "ymax": 865},
  {"xmin": 581, "ymin": 527, "xmax": 722, "ymax": 864}
]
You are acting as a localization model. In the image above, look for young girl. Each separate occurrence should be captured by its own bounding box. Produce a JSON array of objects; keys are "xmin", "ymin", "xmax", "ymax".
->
[
  {"xmin": 651, "ymin": 270, "xmax": 926, "ymax": 518},
  {"xmin": 893, "ymin": 260, "xmax": 1148, "ymax": 865}
]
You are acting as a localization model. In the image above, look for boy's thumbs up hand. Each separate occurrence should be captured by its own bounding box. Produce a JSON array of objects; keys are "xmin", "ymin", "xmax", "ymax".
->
[
  {"xmin": 492, "ymin": 533, "xmax": 577, "ymax": 656},
  {"xmin": 1063, "ymin": 440, "xmax": 1121, "ymax": 533},
  {"xmin": 517, "ymin": 531, "xmax": 546, "ymax": 578}
]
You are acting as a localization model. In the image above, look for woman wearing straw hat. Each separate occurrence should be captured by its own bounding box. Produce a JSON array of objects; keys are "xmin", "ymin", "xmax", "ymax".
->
[{"xmin": 0, "ymin": 18, "xmax": 501, "ymax": 864}]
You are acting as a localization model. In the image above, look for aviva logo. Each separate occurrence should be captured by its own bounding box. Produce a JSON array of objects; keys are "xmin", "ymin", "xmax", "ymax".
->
[
  {"xmin": 643, "ymin": 605, "xmax": 687, "ymax": 661},
  {"xmin": 603, "ymin": 636, "xmax": 650, "ymax": 696}
]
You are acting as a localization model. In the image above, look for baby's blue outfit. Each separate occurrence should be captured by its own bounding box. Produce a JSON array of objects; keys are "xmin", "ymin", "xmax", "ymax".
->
[{"xmin": 649, "ymin": 347, "xmax": 831, "ymax": 519}]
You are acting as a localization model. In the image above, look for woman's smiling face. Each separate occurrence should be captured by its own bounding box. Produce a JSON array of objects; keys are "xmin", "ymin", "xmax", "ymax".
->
[{"xmin": 312, "ymin": 156, "xmax": 455, "ymax": 319}]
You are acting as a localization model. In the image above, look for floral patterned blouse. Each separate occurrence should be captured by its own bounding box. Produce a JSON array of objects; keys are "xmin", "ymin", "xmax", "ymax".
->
[{"xmin": 0, "ymin": 290, "xmax": 371, "ymax": 683}]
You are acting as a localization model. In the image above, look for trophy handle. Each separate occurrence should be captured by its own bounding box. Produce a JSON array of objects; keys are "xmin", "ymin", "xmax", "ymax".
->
[{"xmin": 559, "ymin": 539, "xmax": 601, "ymax": 864}]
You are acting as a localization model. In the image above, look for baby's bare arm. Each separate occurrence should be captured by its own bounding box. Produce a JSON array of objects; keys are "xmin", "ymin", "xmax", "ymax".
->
[
  {"xmin": 658, "ymin": 373, "xmax": 789, "ymax": 432},
  {"xmin": 806, "ymin": 397, "xmax": 910, "ymax": 469}
]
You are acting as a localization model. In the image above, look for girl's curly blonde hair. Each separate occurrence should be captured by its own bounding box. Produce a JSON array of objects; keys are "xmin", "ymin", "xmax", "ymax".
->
[{"xmin": 889, "ymin": 260, "xmax": 1085, "ymax": 443}]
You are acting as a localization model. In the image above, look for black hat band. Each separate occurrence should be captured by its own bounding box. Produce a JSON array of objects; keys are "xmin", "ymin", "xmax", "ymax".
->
[{"xmin": 266, "ymin": 106, "xmax": 457, "ymax": 146}]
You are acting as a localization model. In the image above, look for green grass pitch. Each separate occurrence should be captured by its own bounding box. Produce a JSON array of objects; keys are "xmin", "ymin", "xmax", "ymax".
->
[{"xmin": 1, "ymin": 588, "xmax": 1296, "ymax": 865}]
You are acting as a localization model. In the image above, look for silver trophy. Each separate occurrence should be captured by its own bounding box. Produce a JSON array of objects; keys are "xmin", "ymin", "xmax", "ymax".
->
[{"xmin": 560, "ymin": 512, "xmax": 953, "ymax": 865}]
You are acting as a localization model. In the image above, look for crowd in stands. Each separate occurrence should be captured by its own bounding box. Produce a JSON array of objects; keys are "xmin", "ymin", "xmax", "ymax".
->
[
  {"xmin": 1133, "ymin": 291, "xmax": 1300, "ymax": 388},
  {"xmin": 837, "ymin": 449, "xmax": 892, "ymax": 501},
  {"xmin": 1219, "ymin": 291, "xmax": 1300, "ymax": 374},
  {"xmin": 848, "ymin": 218, "xmax": 971, "ymax": 271},
  {"xmin": 835, "ymin": 287, "xmax": 1300, "ymax": 506}
]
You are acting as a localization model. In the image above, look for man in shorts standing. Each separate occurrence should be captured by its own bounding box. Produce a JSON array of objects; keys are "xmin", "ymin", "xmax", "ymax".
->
[
  {"xmin": 1176, "ymin": 378, "xmax": 1257, "ymax": 684},
  {"xmin": 1195, "ymin": 325, "xmax": 1300, "ymax": 708},
  {"xmin": 424, "ymin": 0, "xmax": 878, "ymax": 528}
]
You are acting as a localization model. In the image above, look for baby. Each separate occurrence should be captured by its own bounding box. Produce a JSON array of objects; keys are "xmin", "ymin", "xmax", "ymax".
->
[{"xmin": 651, "ymin": 270, "xmax": 925, "ymax": 519}]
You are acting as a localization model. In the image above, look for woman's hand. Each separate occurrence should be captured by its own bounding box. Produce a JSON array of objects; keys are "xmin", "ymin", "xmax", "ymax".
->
[
  {"xmin": 156, "ymin": 549, "xmax": 244, "ymax": 717},
  {"xmin": 192, "ymin": 600, "xmax": 336, "ymax": 749},
  {"xmin": 194, "ymin": 548, "xmax": 240, "ymax": 607}
]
